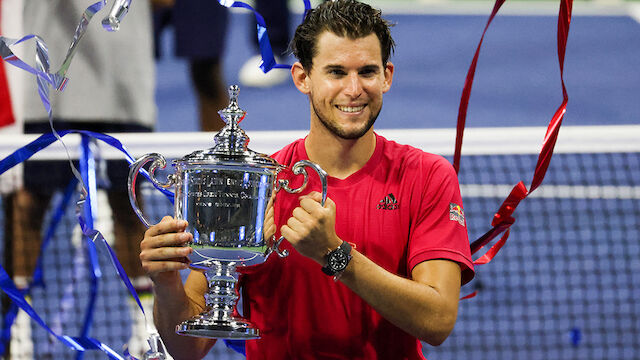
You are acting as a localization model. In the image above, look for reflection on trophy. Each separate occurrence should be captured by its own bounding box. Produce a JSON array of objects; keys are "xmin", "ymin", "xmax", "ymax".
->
[{"xmin": 127, "ymin": 85, "xmax": 327, "ymax": 339}]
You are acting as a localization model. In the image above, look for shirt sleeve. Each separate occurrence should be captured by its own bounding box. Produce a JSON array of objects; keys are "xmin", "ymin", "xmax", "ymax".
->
[{"xmin": 407, "ymin": 156, "xmax": 475, "ymax": 285}]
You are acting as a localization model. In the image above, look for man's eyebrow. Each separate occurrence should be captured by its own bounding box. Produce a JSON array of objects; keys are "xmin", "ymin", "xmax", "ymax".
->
[
  {"xmin": 323, "ymin": 64, "xmax": 345, "ymax": 71},
  {"xmin": 359, "ymin": 64, "xmax": 381, "ymax": 72},
  {"xmin": 322, "ymin": 64, "xmax": 381, "ymax": 72}
]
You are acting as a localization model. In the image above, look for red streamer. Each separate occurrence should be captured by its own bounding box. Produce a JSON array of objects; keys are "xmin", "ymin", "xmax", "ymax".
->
[
  {"xmin": 0, "ymin": 0, "xmax": 17, "ymax": 128},
  {"xmin": 453, "ymin": 0, "xmax": 507, "ymax": 174},
  {"xmin": 454, "ymin": 0, "xmax": 574, "ymax": 269}
]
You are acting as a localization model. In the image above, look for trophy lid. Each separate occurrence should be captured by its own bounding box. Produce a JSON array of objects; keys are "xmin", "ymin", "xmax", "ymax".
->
[{"xmin": 175, "ymin": 85, "xmax": 279, "ymax": 168}]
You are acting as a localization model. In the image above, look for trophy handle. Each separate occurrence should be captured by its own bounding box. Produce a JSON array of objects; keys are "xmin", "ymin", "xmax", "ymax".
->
[
  {"xmin": 270, "ymin": 160, "xmax": 329, "ymax": 258},
  {"xmin": 128, "ymin": 153, "xmax": 175, "ymax": 228}
]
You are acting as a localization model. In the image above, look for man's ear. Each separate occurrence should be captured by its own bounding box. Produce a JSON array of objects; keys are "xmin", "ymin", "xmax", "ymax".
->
[
  {"xmin": 382, "ymin": 61, "xmax": 394, "ymax": 94},
  {"xmin": 291, "ymin": 62, "xmax": 311, "ymax": 94}
]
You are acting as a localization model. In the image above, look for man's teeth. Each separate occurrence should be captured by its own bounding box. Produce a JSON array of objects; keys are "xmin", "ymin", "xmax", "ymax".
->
[{"xmin": 337, "ymin": 105, "xmax": 365, "ymax": 113}]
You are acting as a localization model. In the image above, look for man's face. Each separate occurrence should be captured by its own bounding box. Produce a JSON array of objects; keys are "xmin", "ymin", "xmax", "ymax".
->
[{"xmin": 295, "ymin": 31, "xmax": 394, "ymax": 140}]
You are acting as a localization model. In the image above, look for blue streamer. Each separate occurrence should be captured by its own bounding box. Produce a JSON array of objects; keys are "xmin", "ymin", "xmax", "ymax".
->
[
  {"xmin": 224, "ymin": 339, "xmax": 246, "ymax": 356},
  {"xmin": 32, "ymin": 178, "xmax": 80, "ymax": 288},
  {"xmin": 101, "ymin": 235, "xmax": 148, "ymax": 318},
  {"xmin": 1, "ymin": 1, "xmax": 107, "ymax": 120},
  {"xmin": 0, "ymin": 177, "xmax": 79, "ymax": 354},
  {"xmin": 76, "ymin": 136, "xmax": 101, "ymax": 360},
  {"xmin": 1, "ymin": 0, "xmax": 166, "ymax": 357},
  {"xmin": 0, "ymin": 130, "xmax": 174, "ymax": 200},
  {"xmin": 0, "ymin": 301, "xmax": 20, "ymax": 355},
  {"xmin": 218, "ymin": 0, "xmax": 312, "ymax": 73},
  {"xmin": 0, "ymin": 130, "xmax": 173, "ymax": 359},
  {"xmin": 0, "ymin": 265, "xmax": 126, "ymax": 359},
  {"xmin": 301, "ymin": 0, "xmax": 311, "ymax": 22}
]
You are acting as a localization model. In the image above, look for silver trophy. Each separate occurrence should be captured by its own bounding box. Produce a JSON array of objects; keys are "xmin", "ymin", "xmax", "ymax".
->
[{"xmin": 127, "ymin": 85, "xmax": 327, "ymax": 339}]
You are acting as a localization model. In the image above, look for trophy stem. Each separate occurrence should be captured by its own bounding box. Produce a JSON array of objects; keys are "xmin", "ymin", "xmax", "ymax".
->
[
  {"xmin": 205, "ymin": 261, "xmax": 239, "ymax": 318},
  {"xmin": 175, "ymin": 261, "xmax": 259, "ymax": 339}
]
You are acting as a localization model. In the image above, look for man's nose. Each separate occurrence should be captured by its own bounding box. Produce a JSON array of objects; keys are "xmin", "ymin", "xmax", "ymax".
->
[{"xmin": 343, "ymin": 73, "xmax": 363, "ymax": 98}]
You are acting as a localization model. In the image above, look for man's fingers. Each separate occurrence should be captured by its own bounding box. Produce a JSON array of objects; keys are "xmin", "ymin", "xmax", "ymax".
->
[
  {"xmin": 142, "ymin": 231, "xmax": 192, "ymax": 250},
  {"xmin": 146, "ymin": 218, "xmax": 188, "ymax": 237},
  {"xmin": 286, "ymin": 216, "xmax": 305, "ymax": 232},
  {"xmin": 266, "ymin": 192, "xmax": 276, "ymax": 207},
  {"xmin": 291, "ymin": 206, "xmax": 314, "ymax": 223},
  {"xmin": 140, "ymin": 246, "xmax": 192, "ymax": 262},
  {"xmin": 266, "ymin": 223, "xmax": 276, "ymax": 236},
  {"xmin": 303, "ymin": 191, "xmax": 324, "ymax": 202},
  {"xmin": 299, "ymin": 192, "xmax": 335, "ymax": 213},
  {"xmin": 280, "ymin": 225, "xmax": 296, "ymax": 243}
]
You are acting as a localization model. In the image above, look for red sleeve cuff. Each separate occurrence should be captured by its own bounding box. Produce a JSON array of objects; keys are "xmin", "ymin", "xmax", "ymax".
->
[{"xmin": 409, "ymin": 248, "xmax": 475, "ymax": 285}]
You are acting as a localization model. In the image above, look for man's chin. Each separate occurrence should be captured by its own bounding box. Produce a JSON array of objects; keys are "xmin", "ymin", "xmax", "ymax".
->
[{"xmin": 334, "ymin": 123, "xmax": 375, "ymax": 140}]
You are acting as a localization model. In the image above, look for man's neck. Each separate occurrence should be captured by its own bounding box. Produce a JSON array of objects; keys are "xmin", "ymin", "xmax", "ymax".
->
[{"xmin": 304, "ymin": 128, "xmax": 376, "ymax": 180}]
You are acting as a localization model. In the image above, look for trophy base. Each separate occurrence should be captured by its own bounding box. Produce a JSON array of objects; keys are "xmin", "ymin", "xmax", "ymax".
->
[{"xmin": 176, "ymin": 315, "xmax": 260, "ymax": 339}]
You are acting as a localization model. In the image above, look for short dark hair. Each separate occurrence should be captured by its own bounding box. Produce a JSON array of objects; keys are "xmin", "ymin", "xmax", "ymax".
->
[{"xmin": 290, "ymin": 0, "xmax": 395, "ymax": 71}]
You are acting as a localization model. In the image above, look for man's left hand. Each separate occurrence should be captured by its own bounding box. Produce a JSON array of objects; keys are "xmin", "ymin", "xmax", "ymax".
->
[{"xmin": 280, "ymin": 191, "xmax": 342, "ymax": 265}]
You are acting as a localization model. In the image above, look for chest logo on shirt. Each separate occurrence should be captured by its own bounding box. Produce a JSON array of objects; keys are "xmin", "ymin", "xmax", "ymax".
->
[
  {"xmin": 377, "ymin": 193, "xmax": 398, "ymax": 210},
  {"xmin": 449, "ymin": 203, "xmax": 466, "ymax": 226}
]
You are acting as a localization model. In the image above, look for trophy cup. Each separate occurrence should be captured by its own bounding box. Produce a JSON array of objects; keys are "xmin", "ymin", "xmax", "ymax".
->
[{"xmin": 127, "ymin": 85, "xmax": 327, "ymax": 339}]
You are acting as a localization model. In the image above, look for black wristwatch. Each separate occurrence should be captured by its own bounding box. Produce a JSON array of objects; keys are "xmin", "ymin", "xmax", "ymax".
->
[{"xmin": 321, "ymin": 241, "xmax": 352, "ymax": 279}]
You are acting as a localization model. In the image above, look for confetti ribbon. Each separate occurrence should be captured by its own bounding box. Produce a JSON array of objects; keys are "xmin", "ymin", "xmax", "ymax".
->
[
  {"xmin": 0, "ymin": 178, "xmax": 77, "ymax": 355},
  {"xmin": 218, "ymin": 0, "xmax": 311, "ymax": 73},
  {"xmin": 0, "ymin": 263, "xmax": 126, "ymax": 359},
  {"xmin": 0, "ymin": 4, "xmax": 169, "ymax": 352},
  {"xmin": 453, "ymin": 0, "xmax": 574, "ymax": 295},
  {"xmin": 0, "ymin": 130, "xmax": 173, "ymax": 359}
]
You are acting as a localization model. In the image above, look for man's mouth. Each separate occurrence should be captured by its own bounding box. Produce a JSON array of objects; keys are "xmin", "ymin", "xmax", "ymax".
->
[{"xmin": 336, "ymin": 105, "xmax": 365, "ymax": 113}]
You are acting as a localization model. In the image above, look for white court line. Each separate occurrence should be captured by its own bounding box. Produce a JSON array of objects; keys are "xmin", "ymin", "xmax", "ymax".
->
[
  {"xmin": 461, "ymin": 184, "xmax": 640, "ymax": 199},
  {"xmin": 629, "ymin": 3, "xmax": 640, "ymax": 23}
]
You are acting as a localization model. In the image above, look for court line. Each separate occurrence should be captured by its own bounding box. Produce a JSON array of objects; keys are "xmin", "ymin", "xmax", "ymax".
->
[
  {"xmin": 629, "ymin": 3, "xmax": 640, "ymax": 23},
  {"xmin": 461, "ymin": 184, "xmax": 640, "ymax": 199}
]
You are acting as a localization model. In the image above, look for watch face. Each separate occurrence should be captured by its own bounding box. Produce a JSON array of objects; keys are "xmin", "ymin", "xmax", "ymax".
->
[{"xmin": 329, "ymin": 251, "xmax": 349, "ymax": 272}]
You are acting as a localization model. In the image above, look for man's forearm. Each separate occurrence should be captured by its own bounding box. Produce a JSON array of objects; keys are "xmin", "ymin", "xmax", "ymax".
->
[
  {"xmin": 152, "ymin": 273, "xmax": 215, "ymax": 360},
  {"xmin": 338, "ymin": 250, "xmax": 461, "ymax": 346}
]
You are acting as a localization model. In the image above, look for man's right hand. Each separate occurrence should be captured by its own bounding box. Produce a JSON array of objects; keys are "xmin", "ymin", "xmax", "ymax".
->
[
  {"xmin": 140, "ymin": 216, "xmax": 193, "ymax": 283},
  {"xmin": 141, "ymin": 217, "xmax": 216, "ymax": 358}
]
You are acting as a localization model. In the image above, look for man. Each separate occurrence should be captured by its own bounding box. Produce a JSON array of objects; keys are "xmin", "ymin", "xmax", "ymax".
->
[{"xmin": 141, "ymin": 1, "xmax": 474, "ymax": 359}]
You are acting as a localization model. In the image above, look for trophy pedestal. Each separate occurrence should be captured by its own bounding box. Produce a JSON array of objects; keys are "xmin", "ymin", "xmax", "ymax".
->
[
  {"xmin": 175, "ymin": 261, "xmax": 260, "ymax": 339},
  {"xmin": 176, "ymin": 313, "xmax": 259, "ymax": 339}
]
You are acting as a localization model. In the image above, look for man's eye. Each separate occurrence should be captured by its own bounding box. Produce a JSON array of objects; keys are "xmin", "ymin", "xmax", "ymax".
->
[
  {"xmin": 329, "ymin": 69, "xmax": 346, "ymax": 76},
  {"xmin": 359, "ymin": 69, "xmax": 376, "ymax": 77}
]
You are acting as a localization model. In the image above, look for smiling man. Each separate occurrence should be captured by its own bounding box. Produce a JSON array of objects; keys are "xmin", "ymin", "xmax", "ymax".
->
[{"xmin": 141, "ymin": 1, "xmax": 474, "ymax": 359}]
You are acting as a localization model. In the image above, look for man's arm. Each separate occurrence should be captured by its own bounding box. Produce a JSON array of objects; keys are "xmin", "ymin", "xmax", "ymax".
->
[
  {"xmin": 281, "ymin": 193, "xmax": 462, "ymax": 346},
  {"xmin": 340, "ymin": 254, "xmax": 460, "ymax": 345},
  {"xmin": 140, "ymin": 217, "xmax": 216, "ymax": 360}
]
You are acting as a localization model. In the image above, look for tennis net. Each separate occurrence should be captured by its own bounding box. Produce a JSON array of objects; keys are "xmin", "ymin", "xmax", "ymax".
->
[{"xmin": 0, "ymin": 125, "xmax": 638, "ymax": 359}]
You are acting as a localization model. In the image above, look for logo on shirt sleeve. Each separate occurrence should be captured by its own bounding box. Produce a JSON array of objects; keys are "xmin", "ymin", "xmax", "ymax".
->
[{"xmin": 449, "ymin": 203, "xmax": 465, "ymax": 226}]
